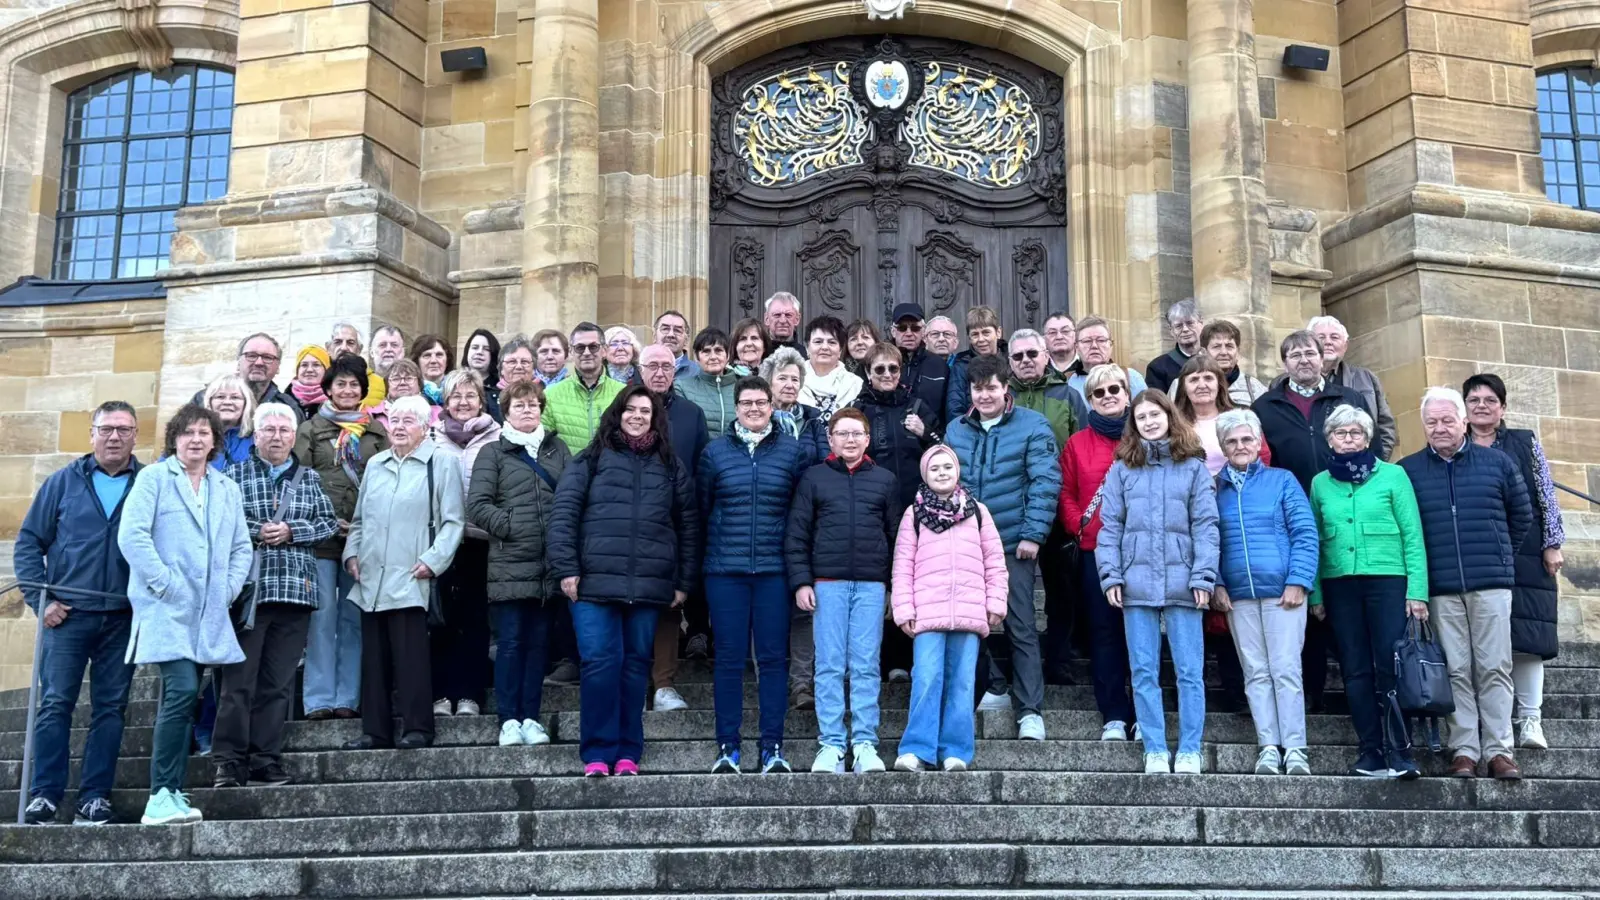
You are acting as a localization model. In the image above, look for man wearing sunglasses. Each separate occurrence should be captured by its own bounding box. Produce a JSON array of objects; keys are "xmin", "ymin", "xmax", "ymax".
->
[
  {"xmin": 890, "ymin": 303, "xmax": 949, "ymax": 436},
  {"xmin": 544, "ymin": 321, "xmax": 627, "ymax": 453}
]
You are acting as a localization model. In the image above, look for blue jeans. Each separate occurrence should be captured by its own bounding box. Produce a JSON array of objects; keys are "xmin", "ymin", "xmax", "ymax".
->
[
  {"xmin": 152, "ymin": 660, "xmax": 201, "ymax": 793},
  {"xmin": 898, "ymin": 630, "xmax": 978, "ymax": 766},
  {"xmin": 493, "ymin": 599, "xmax": 551, "ymax": 723},
  {"xmin": 812, "ymin": 581, "xmax": 885, "ymax": 750},
  {"xmin": 705, "ymin": 574, "xmax": 790, "ymax": 748},
  {"xmin": 30, "ymin": 610, "xmax": 134, "ymax": 804},
  {"xmin": 570, "ymin": 600, "xmax": 658, "ymax": 765},
  {"xmin": 1124, "ymin": 604, "xmax": 1205, "ymax": 756},
  {"xmin": 305, "ymin": 557, "xmax": 362, "ymax": 713}
]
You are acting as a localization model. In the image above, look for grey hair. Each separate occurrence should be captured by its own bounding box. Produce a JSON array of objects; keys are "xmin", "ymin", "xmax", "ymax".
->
[
  {"xmin": 764, "ymin": 291, "xmax": 800, "ymax": 313},
  {"xmin": 604, "ymin": 325, "xmax": 642, "ymax": 355},
  {"xmin": 1279, "ymin": 329, "xmax": 1319, "ymax": 360},
  {"xmin": 1215, "ymin": 408, "xmax": 1263, "ymax": 445},
  {"xmin": 329, "ymin": 321, "xmax": 362, "ymax": 342},
  {"xmin": 236, "ymin": 332, "xmax": 281, "ymax": 356},
  {"xmin": 926, "ymin": 315, "xmax": 956, "ymax": 330},
  {"xmin": 759, "ymin": 346, "xmax": 807, "ymax": 384},
  {"xmin": 92, "ymin": 400, "xmax": 137, "ymax": 425},
  {"xmin": 1306, "ymin": 315, "xmax": 1348, "ymax": 339},
  {"xmin": 1421, "ymin": 386, "xmax": 1467, "ymax": 420},
  {"xmin": 440, "ymin": 368, "xmax": 487, "ymax": 408},
  {"xmin": 253, "ymin": 402, "xmax": 299, "ymax": 433},
  {"xmin": 1008, "ymin": 327, "xmax": 1045, "ymax": 347},
  {"xmin": 1167, "ymin": 298, "xmax": 1200, "ymax": 326},
  {"xmin": 1084, "ymin": 363, "xmax": 1128, "ymax": 393},
  {"xmin": 371, "ymin": 323, "xmax": 405, "ymax": 344},
  {"xmin": 388, "ymin": 395, "xmax": 433, "ymax": 426},
  {"xmin": 1323, "ymin": 403, "xmax": 1374, "ymax": 442},
  {"xmin": 501, "ymin": 334, "xmax": 533, "ymax": 358}
]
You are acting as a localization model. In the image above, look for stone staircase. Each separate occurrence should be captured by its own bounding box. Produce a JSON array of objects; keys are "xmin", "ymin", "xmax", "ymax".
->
[{"xmin": 1, "ymin": 649, "xmax": 1599, "ymax": 899}]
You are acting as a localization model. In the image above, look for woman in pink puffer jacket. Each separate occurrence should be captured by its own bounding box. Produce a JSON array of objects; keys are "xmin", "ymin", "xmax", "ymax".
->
[{"xmin": 890, "ymin": 445, "xmax": 1008, "ymax": 772}]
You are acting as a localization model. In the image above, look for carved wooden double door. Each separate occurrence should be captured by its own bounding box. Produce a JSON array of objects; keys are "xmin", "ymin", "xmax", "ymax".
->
[{"xmin": 709, "ymin": 36, "xmax": 1069, "ymax": 332}]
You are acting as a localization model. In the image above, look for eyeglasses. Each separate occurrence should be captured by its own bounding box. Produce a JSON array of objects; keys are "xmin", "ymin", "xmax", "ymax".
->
[
  {"xmin": 894, "ymin": 322, "xmax": 922, "ymax": 333},
  {"xmin": 1010, "ymin": 349, "xmax": 1041, "ymax": 362},
  {"xmin": 656, "ymin": 323, "xmax": 687, "ymax": 335},
  {"xmin": 1286, "ymin": 350, "xmax": 1321, "ymax": 361},
  {"xmin": 831, "ymin": 430, "xmax": 867, "ymax": 439},
  {"xmin": 736, "ymin": 399, "xmax": 771, "ymax": 410},
  {"xmin": 1465, "ymin": 396, "xmax": 1500, "ymax": 406},
  {"xmin": 607, "ymin": 339, "xmax": 635, "ymax": 348},
  {"xmin": 241, "ymin": 351, "xmax": 280, "ymax": 363},
  {"xmin": 1090, "ymin": 384, "xmax": 1125, "ymax": 399},
  {"xmin": 94, "ymin": 426, "xmax": 135, "ymax": 437},
  {"xmin": 870, "ymin": 364, "xmax": 901, "ymax": 376},
  {"xmin": 926, "ymin": 330, "xmax": 957, "ymax": 340},
  {"xmin": 1330, "ymin": 428, "xmax": 1367, "ymax": 440},
  {"xmin": 641, "ymin": 362, "xmax": 674, "ymax": 372},
  {"xmin": 504, "ymin": 359, "xmax": 534, "ymax": 370},
  {"xmin": 1079, "ymin": 337, "xmax": 1112, "ymax": 347},
  {"xmin": 571, "ymin": 343, "xmax": 602, "ymax": 356}
]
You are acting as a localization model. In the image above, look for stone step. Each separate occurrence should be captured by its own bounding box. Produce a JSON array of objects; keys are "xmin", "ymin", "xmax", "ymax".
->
[
  {"xmin": 3, "ymin": 738, "xmax": 1596, "ymax": 793},
  {"xmin": 523, "ymin": 893, "xmax": 1600, "ymax": 900},
  {"xmin": 7, "ymin": 707, "xmax": 1600, "ymax": 763},
  {"xmin": 5, "ymin": 802, "xmax": 1600, "ymax": 864},
  {"xmin": 4, "ymin": 844, "xmax": 1600, "ymax": 899}
]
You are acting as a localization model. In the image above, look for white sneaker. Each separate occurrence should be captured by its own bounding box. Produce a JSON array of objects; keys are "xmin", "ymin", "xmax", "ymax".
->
[
  {"xmin": 521, "ymin": 719, "xmax": 550, "ymax": 746},
  {"xmin": 893, "ymin": 752, "xmax": 924, "ymax": 772},
  {"xmin": 1017, "ymin": 713, "xmax": 1046, "ymax": 741},
  {"xmin": 498, "ymin": 720, "xmax": 525, "ymax": 746},
  {"xmin": 1284, "ymin": 747, "xmax": 1311, "ymax": 776},
  {"xmin": 1518, "ymin": 715, "xmax": 1549, "ymax": 750},
  {"xmin": 432, "ymin": 698, "xmax": 453, "ymax": 717},
  {"xmin": 942, "ymin": 757, "xmax": 968, "ymax": 772},
  {"xmin": 1101, "ymin": 720, "xmax": 1128, "ymax": 742},
  {"xmin": 653, "ymin": 687, "xmax": 688, "ymax": 712},
  {"xmin": 852, "ymin": 743, "xmax": 886, "ymax": 774},
  {"xmin": 1173, "ymin": 752, "xmax": 1203, "ymax": 775},
  {"xmin": 1144, "ymin": 752, "xmax": 1171, "ymax": 774},
  {"xmin": 1255, "ymin": 746, "xmax": 1282, "ymax": 775},
  {"xmin": 977, "ymin": 691, "xmax": 1011, "ymax": 712},
  {"xmin": 812, "ymin": 745, "xmax": 846, "ymax": 774},
  {"xmin": 1131, "ymin": 722, "xmax": 1142, "ymax": 742},
  {"xmin": 455, "ymin": 699, "xmax": 480, "ymax": 717}
]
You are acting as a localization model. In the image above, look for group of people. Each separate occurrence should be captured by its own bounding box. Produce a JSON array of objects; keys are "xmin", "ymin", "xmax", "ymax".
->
[{"xmin": 13, "ymin": 291, "xmax": 1566, "ymax": 827}]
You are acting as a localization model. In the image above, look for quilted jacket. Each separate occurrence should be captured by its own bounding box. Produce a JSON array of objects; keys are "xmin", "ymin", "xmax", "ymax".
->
[
  {"xmin": 1399, "ymin": 440, "xmax": 1533, "ymax": 595},
  {"xmin": 944, "ymin": 405, "xmax": 1061, "ymax": 552},
  {"xmin": 696, "ymin": 428, "xmax": 810, "ymax": 576},
  {"xmin": 890, "ymin": 500, "xmax": 1008, "ymax": 637},
  {"xmin": 1213, "ymin": 460, "xmax": 1319, "ymax": 603},
  {"xmin": 1095, "ymin": 440, "xmax": 1220, "ymax": 608}
]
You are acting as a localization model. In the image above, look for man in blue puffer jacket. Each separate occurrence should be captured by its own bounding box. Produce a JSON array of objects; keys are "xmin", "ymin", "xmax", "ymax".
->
[
  {"xmin": 697, "ymin": 375, "xmax": 811, "ymax": 775},
  {"xmin": 1211, "ymin": 408, "xmax": 1320, "ymax": 775},
  {"xmin": 944, "ymin": 355, "xmax": 1061, "ymax": 741},
  {"xmin": 1399, "ymin": 387, "xmax": 1533, "ymax": 781}
]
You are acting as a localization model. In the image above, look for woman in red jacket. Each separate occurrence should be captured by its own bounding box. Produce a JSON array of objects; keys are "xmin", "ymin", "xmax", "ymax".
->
[{"xmin": 1059, "ymin": 364, "xmax": 1137, "ymax": 742}]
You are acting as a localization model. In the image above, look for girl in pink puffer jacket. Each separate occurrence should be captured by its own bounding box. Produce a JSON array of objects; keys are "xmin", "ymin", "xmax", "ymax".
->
[{"xmin": 890, "ymin": 445, "xmax": 1008, "ymax": 772}]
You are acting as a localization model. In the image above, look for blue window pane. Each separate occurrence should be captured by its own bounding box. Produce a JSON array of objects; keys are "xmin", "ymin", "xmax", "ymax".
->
[{"xmin": 1538, "ymin": 68, "xmax": 1599, "ymax": 211}]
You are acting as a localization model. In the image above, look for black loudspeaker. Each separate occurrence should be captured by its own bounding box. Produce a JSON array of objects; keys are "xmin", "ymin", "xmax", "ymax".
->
[
  {"xmin": 441, "ymin": 47, "xmax": 488, "ymax": 73},
  {"xmin": 1282, "ymin": 44, "xmax": 1330, "ymax": 71}
]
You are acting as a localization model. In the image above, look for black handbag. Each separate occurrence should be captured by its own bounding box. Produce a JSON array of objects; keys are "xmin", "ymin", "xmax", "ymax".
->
[
  {"xmin": 1390, "ymin": 615, "xmax": 1455, "ymax": 751},
  {"xmin": 424, "ymin": 456, "xmax": 446, "ymax": 629},
  {"xmin": 233, "ymin": 465, "xmax": 307, "ymax": 632}
]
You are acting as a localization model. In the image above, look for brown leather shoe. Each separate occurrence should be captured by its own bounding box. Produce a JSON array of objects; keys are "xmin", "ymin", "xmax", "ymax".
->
[
  {"xmin": 1488, "ymin": 755, "xmax": 1522, "ymax": 781},
  {"xmin": 305, "ymin": 708, "xmax": 334, "ymax": 721},
  {"xmin": 333, "ymin": 707, "xmax": 359, "ymax": 719},
  {"xmin": 1447, "ymin": 755, "xmax": 1478, "ymax": 778}
]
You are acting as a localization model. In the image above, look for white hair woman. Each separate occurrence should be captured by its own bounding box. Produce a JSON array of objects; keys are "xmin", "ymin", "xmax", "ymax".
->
[
  {"xmin": 604, "ymin": 326, "xmax": 641, "ymax": 384},
  {"xmin": 1308, "ymin": 403, "xmax": 1429, "ymax": 779},
  {"xmin": 203, "ymin": 374, "xmax": 258, "ymax": 471},
  {"xmin": 1210, "ymin": 408, "xmax": 1319, "ymax": 776}
]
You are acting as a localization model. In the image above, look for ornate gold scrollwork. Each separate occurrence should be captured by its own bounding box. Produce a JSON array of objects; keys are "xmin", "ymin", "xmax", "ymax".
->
[
  {"xmin": 735, "ymin": 63, "xmax": 872, "ymax": 187},
  {"xmin": 900, "ymin": 62, "xmax": 1041, "ymax": 188}
]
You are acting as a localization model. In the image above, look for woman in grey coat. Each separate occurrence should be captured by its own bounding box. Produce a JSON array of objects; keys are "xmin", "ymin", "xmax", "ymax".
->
[
  {"xmin": 341, "ymin": 395, "xmax": 465, "ymax": 751},
  {"xmin": 1097, "ymin": 390, "xmax": 1220, "ymax": 776},
  {"xmin": 118, "ymin": 404, "xmax": 254, "ymax": 825}
]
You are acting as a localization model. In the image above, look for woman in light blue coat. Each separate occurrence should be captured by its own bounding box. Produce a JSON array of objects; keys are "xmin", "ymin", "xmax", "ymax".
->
[
  {"xmin": 1097, "ymin": 390, "xmax": 1219, "ymax": 776},
  {"xmin": 118, "ymin": 404, "xmax": 253, "ymax": 825}
]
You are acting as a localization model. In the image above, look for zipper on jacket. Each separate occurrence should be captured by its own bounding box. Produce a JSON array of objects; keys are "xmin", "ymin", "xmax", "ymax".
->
[
  {"xmin": 847, "ymin": 467, "xmax": 858, "ymax": 576},
  {"xmin": 1446, "ymin": 455, "xmax": 1467, "ymax": 590},
  {"xmin": 1234, "ymin": 475, "xmax": 1258, "ymax": 599},
  {"xmin": 627, "ymin": 452, "xmax": 641, "ymax": 603},
  {"xmin": 748, "ymin": 444, "xmax": 760, "ymax": 574}
]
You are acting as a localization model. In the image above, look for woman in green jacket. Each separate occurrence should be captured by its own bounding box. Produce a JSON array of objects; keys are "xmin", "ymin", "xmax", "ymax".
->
[
  {"xmin": 1308, "ymin": 403, "xmax": 1429, "ymax": 780},
  {"xmin": 674, "ymin": 327, "xmax": 739, "ymax": 440}
]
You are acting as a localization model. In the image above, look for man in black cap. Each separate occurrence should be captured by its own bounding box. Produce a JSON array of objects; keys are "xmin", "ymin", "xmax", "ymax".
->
[{"xmin": 892, "ymin": 302, "xmax": 949, "ymax": 438}]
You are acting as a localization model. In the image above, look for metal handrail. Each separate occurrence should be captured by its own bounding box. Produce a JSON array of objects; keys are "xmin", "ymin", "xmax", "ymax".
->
[
  {"xmin": 0, "ymin": 580, "xmax": 128, "ymax": 825},
  {"xmin": 1555, "ymin": 481, "xmax": 1599, "ymax": 507}
]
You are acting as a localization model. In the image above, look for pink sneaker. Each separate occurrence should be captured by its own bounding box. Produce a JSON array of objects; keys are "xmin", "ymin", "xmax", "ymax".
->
[
  {"xmin": 583, "ymin": 761, "xmax": 610, "ymax": 778},
  {"xmin": 614, "ymin": 759, "xmax": 640, "ymax": 776}
]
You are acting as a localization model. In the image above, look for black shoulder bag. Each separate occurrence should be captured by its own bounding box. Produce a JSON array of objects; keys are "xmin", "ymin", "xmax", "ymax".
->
[{"xmin": 1387, "ymin": 615, "xmax": 1455, "ymax": 752}]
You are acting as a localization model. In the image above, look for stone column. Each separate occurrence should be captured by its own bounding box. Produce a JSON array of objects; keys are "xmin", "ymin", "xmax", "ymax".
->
[
  {"xmin": 522, "ymin": 0, "xmax": 600, "ymax": 332},
  {"xmin": 1187, "ymin": 0, "xmax": 1274, "ymax": 374}
]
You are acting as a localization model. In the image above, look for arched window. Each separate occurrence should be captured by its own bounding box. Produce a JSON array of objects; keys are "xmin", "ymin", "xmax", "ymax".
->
[
  {"xmin": 1537, "ymin": 67, "xmax": 1599, "ymax": 211},
  {"xmin": 53, "ymin": 65, "xmax": 233, "ymax": 280}
]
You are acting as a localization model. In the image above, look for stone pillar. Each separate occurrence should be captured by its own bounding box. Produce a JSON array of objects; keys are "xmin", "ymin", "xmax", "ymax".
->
[
  {"xmin": 522, "ymin": 0, "xmax": 599, "ymax": 332},
  {"xmin": 1187, "ymin": 0, "xmax": 1275, "ymax": 375}
]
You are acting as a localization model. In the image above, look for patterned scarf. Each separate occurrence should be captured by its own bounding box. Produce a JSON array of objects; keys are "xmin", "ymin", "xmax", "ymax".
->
[
  {"xmin": 772, "ymin": 408, "xmax": 802, "ymax": 440},
  {"xmin": 617, "ymin": 429, "xmax": 659, "ymax": 455},
  {"xmin": 1224, "ymin": 464, "xmax": 1249, "ymax": 493},
  {"xmin": 1288, "ymin": 378, "xmax": 1323, "ymax": 399},
  {"xmin": 1328, "ymin": 449, "xmax": 1378, "ymax": 484},
  {"xmin": 441, "ymin": 413, "xmax": 496, "ymax": 448},
  {"xmin": 422, "ymin": 381, "xmax": 444, "ymax": 406},
  {"xmin": 913, "ymin": 484, "xmax": 975, "ymax": 534},
  {"xmin": 733, "ymin": 421, "xmax": 773, "ymax": 455},
  {"xmin": 318, "ymin": 404, "xmax": 370, "ymax": 482}
]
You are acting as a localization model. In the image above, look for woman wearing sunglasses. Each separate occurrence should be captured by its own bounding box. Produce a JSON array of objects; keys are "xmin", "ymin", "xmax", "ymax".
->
[{"xmin": 1057, "ymin": 364, "xmax": 1139, "ymax": 745}]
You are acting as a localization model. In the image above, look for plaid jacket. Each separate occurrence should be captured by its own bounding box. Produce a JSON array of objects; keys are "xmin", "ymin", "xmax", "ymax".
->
[{"xmin": 225, "ymin": 451, "xmax": 341, "ymax": 608}]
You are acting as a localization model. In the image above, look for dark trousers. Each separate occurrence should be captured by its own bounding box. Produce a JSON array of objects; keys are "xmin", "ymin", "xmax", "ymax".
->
[
  {"xmin": 1040, "ymin": 522, "xmax": 1080, "ymax": 672},
  {"xmin": 1209, "ymin": 631, "xmax": 1246, "ymax": 698},
  {"xmin": 570, "ymin": 600, "xmax": 658, "ymax": 765},
  {"xmin": 1082, "ymin": 549, "xmax": 1135, "ymax": 726},
  {"xmin": 1322, "ymin": 575, "xmax": 1411, "ymax": 755},
  {"xmin": 213, "ymin": 605, "xmax": 311, "ymax": 771},
  {"xmin": 683, "ymin": 582, "xmax": 712, "ymax": 641},
  {"xmin": 705, "ymin": 573, "xmax": 791, "ymax": 748},
  {"xmin": 431, "ymin": 538, "xmax": 491, "ymax": 704},
  {"xmin": 493, "ymin": 598, "xmax": 551, "ymax": 723},
  {"xmin": 1303, "ymin": 607, "xmax": 1332, "ymax": 709},
  {"xmin": 30, "ymin": 610, "xmax": 134, "ymax": 805},
  {"xmin": 880, "ymin": 619, "xmax": 913, "ymax": 676},
  {"xmin": 548, "ymin": 595, "xmax": 578, "ymax": 667},
  {"xmin": 151, "ymin": 660, "xmax": 201, "ymax": 794},
  {"xmin": 360, "ymin": 607, "xmax": 434, "ymax": 744}
]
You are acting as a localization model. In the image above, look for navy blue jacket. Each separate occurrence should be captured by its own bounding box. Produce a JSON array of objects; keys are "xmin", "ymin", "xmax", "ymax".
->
[
  {"xmin": 783, "ymin": 456, "xmax": 901, "ymax": 590},
  {"xmin": 14, "ymin": 455, "xmax": 145, "ymax": 613},
  {"xmin": 1398, "ymin": 440, "xmax": 1533, "ymax": 595},
  {"xmin": 697, "ymin": 428, "xmax": 810, "ymax": 576},
  {"xmin": 662, "ymin": 392, "xmax": 710, "ymax": 480}
]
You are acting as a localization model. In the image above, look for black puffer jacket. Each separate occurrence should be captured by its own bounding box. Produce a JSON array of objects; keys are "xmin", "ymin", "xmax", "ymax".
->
[
  {"xmin": 1254, "ymin": 381, "xmax": 1370, "ymax": 492},
  {"xmin": 851, "ymin": 385, "xmax": 935, "ymax": 509},
  {"xmin": 783, "ymin": 456, "xmax": 901, "ymax": 591},
  {"xmin": 1493, "ymin": 427, "xmax": 1560, "ymax": 659},
  {"xmin": 466, "ymin": 432, "xmax": 572, "ymax": 602},
  {"xmin": 546, "ymin": 438, "xmax": 700, "ymax": 606}
]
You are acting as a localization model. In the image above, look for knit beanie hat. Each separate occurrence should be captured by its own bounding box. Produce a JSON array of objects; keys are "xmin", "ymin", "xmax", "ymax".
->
[
  {"xmin": 919, "ymin": 444, "xmax": 961, "ymax": 482},
  {"xmin": 296, "ymin": 344, "xmax": 331, "ymax": 371}
]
